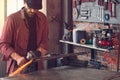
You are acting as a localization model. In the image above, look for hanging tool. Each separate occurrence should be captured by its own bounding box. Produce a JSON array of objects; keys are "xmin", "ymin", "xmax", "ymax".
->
[
  {"xmin": 110, "ymin": 0, "xmax": 120, "ymax": 4},
  {"xmin": 104, "ymin": 0, "xmax": 110, "ymax": 21},
  {"xmin": 77, "ymin": 0, "xmax": 81, "ymax": 18},
  {"xmin": 73, "ymin": 0, "xmax": 79, "ymax": 19}
]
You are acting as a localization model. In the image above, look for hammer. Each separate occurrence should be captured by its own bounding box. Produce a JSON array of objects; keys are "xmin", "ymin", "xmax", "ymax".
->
[{"xmin": 9, "ymin": 51, "xmax": 41, "ymax": 77}]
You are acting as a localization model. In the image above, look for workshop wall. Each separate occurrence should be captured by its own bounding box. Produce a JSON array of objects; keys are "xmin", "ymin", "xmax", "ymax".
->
[
  {"xmin": 47, "ymin": 0, "xmax": 63, "ymax": 54},
  {"xmin": 73, "ymin": 21, "xmax": 120, "ymax": 71},
  {"xmin": 72, "ymin": 0, "xmax": 120, "ymax": 71}
]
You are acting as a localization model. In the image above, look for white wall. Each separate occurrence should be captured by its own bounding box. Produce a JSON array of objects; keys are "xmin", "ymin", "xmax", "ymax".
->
[
  {"xmin": 40, "ymin": 0, "xmax": 47, "ymax": 15},
  {"xmin": 0, "ymin": 0, "xmax": 5, "ymax": 37},
  {"xmin": 7, "ymin": 0, "xmax": 19, "ymax": 16}
]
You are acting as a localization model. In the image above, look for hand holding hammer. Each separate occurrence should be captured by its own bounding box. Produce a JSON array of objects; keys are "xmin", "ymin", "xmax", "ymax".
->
[{"xmin": 9, "ymin": 51, "xmax": 41, "ymax": 77}]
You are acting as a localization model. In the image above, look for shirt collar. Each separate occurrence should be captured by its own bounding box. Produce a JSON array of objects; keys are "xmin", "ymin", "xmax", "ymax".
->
[{"xmin": 20, "ymin": 7, "xmax": 26, "ymax": 20}]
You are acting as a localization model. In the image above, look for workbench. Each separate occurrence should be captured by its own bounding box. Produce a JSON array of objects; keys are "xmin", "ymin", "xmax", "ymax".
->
[{"xmin": 0, "ymin": 66, "xmax": 118, "ymax": 80}]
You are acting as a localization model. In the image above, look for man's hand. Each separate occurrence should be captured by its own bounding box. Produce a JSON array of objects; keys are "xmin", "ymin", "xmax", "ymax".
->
[
  {"xmin": 17, "ymin": 57, "xmax": 27, "ymax": 66},
  {"xmin": 11, "ymin": 52, "xmax": 27, "ymax": 66},
  {"xmin": 37, "ymin": 47, "xmax": 48, "ymax": 56}
]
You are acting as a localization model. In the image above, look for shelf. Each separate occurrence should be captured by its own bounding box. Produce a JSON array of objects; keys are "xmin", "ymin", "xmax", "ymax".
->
[{"xmin": 60, "ymin": 40, "xmax": 109, "ymax": 52}]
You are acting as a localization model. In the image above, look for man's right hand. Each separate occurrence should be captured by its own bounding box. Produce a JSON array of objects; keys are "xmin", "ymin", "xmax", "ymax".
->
[
  {"xmin": 11, "ymin": 52, "xmax": 27, "ymax": 66},
  {"xmin": 17, "ymin": 57, "xmax": 27, "ymax": 66}
]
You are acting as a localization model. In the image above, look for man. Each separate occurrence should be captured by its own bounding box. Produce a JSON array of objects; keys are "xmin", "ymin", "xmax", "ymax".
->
[{"xmin": 0, "ymin": 0, "xmax": 49, "ymax": 75}]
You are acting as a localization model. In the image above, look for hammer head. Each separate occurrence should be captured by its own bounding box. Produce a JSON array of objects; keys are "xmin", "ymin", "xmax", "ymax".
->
[{"xmin": 26, "ymin": 50, "xmax": 41, "ymax": 60}]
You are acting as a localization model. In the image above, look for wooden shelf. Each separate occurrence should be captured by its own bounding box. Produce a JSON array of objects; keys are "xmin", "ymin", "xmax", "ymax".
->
[{"xmin": 60, "ymin": 40, "xmax": 109, "ymax": 52}]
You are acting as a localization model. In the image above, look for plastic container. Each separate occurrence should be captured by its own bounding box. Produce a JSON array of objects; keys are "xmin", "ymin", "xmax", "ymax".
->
[{"xmin": 73, "ymin": 29, "xmax": 86, "ymax": 43}]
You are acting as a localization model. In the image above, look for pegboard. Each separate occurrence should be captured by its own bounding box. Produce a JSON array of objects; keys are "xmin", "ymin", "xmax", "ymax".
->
[{"xmin": 73, "ymin": 0, "xmax": 120, "ymax": 24}]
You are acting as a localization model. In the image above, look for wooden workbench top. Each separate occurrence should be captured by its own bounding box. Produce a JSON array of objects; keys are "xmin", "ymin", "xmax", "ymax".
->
[{"xmin": 1, "ymin": 66, "xmax": 119, "ymax": 80}]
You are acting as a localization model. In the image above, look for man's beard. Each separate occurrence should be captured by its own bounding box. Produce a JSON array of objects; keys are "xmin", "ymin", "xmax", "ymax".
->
[{"xmin": 27, "ymin": 12, "xmax": 36, "ymax": 17}]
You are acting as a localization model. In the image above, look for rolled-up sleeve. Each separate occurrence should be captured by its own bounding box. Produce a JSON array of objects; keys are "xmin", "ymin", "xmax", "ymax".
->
[{"xmin": 0, "ymin": 15, "xmax": 15, "ymax": 61}]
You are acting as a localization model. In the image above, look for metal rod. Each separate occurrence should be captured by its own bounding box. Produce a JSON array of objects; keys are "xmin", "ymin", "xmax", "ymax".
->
[
  {"xmin": 35, "ymin": 53, "xmax": 81, "ymax": 62},
  {"xmin": 9, "ymin": 53, "xmax": 82, "ymax": 77}
]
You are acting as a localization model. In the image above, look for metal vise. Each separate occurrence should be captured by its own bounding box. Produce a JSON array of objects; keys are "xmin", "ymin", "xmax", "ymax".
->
[{"xmin": 26, "ymin": 50, "xmax": 41, "ymax": 60}]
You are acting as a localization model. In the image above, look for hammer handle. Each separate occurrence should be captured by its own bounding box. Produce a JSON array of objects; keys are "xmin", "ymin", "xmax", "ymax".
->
[{"xmin": 9, "ymin": 59, "xmax": 33, "ymax": 77}]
